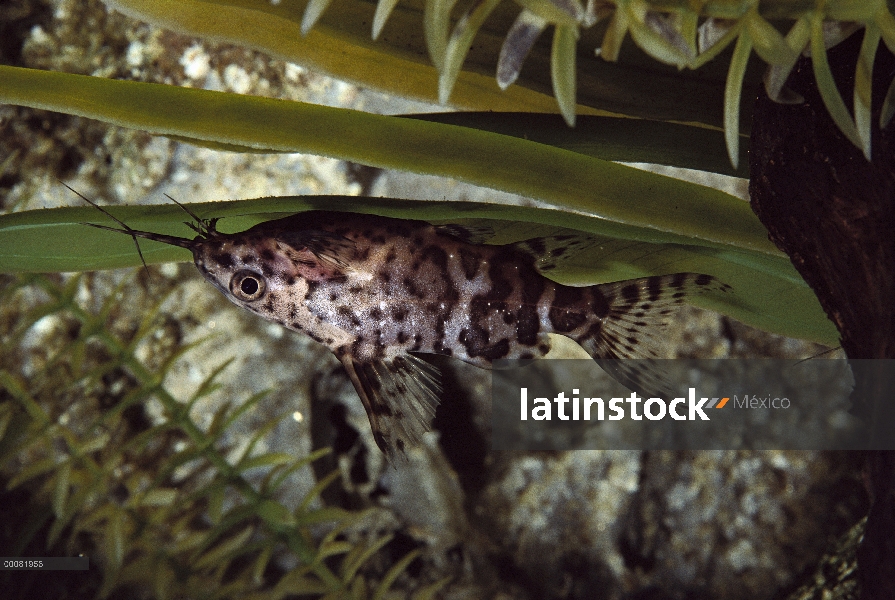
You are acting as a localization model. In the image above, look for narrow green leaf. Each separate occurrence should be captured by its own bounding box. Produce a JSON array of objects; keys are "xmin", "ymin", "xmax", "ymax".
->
[
  {"xmin": 317, "ymin": 540, "xmax": 354, "ymax": 561},
  {"xmin": 236, "ymin": 410, "xmax": 292, "ymax": 468},
  {"xmin": 238, "ymin": 451, "xmax": 295, "ymax": 473},
  {"xmin": 724, "ymin": 30, "xmax": 752, "ymax": 170},
  {"xmin": 372, "ymin": 549, "xmax": 422, "ymax": 600},
  {"xmin": 140, "ymin": 488, "xmax": 179, "ymax": 507},
  {"xmin": 424, "ymin": 0, "xmax": 458, "ymax": 69},
  {"xmin": 413, "ymin": 576, "xmax": 453, "ymax": 600},
  {"xmin": 189, "ymin": 358, "xmax": 236, "ymax": 406},
  {"xmin": 301, "ymin": 0, "xmax": 335, "ymax": 35},
  {"xmin": 676, "ymin": 10, "xmax": 699, "ymax": 56},
  {"xmin": 372, "ymin": 0, "xmax": 401, "ymax": 40},
  {"xmin": 515, "ymin": 0, "xmax": 582, "ymax": 27},
  {"xmin": 0, "ymin": 370, "xmax": 50, "ymax": 424},
  {"xmin": 267, "ymin": 446, "xmax": 331, "ymax": 495},
  {"xmin": 854, "ymin": 24, "xmax": 880, "ymax": 160},
  {"xmin": 551, "ymin": 24, "xmax": 579, "ymax": 126},
  {"xmin": 257, "ymin": 498, "xmax": 297, "ymax": 528},
  {"xmin": 108, "ymin": 507, "xmax": 127, "ymax": 572},
  {"xmin": 297, "ymin": 470, "xmax": 342, "ymax": 514},
  {"xmin": 692, "ymin": 17, "xmax": 743, "ymax": 69},
  {"xmin": 192, "ymin": 504, "xmax": 258, "ymax": 556},
  {"xmin": 193, "ymin": 526, "xmax": 255, "ymax": 570},
  {"xmin": 600, "ymin": 8, "xmax": 629, "ymax": 62},
  {"xmin": 52, "ymin": 461, "xmax": 71, "ymax": 519},
  {"xmin": 628, "ymin": 11, "xmax": 693, "ymax": 68},
  {"xmin": 272, "ymin": 571, "xmax": 330, "ymax": 595},
  {"xmin": 77, "ymin": 432, "xmax": 111, "ymax": 455},
  {"xmin": 205, "ymin": 401, "xmax": 236, "ymax": 441},
  {"xmin": 153, "ymin": 561, "xmax": 175, "ymax": 600},
  {"xmin": 439, "ymin": 0, "xmax": 502, "ymax": 104},
  {"xmin": 53, "ymin": 474, "xmax": 104, "ymax": 549},
  {"xmin": 342, "ymin": 534, "xmax": 393, "ymax": 584},
  {"xmin": 252, "ymin": 544, "xmax": 273, "ymax": 585},
  {"xmin": 881, "ymin": 77, "xmax": 895, "ymax": 129},
  {"xmin": 218, "ymin": 389, "xmax": 271, "ymax": 436},
  {"xmin": 7, "ymin": 456, "xmax": 59, "ymax": 490},
  {"xmin": 294, "ymin": 506, "xmax": 351, "ymax": 527},
  {"xmin": 747, "ymin": 12, "xmax": 796, "ymax": 66},
  {"xmin": 826, "ymin": 2, "xmax": 885, "ymax": 22},
  {"xmin": 0, "ymin": 405, "xmax": 12, "ymax": 443},
  {"xmin": 208, "ymin": 482, "xmax": 226, "ymax": 525},
  {"xmin": 810, "ymin": 12, "xmax": 862, "ymax": 150},
  {"xmin": 762, "ymin": 15, "xmax": 811, "ymax": 103}
]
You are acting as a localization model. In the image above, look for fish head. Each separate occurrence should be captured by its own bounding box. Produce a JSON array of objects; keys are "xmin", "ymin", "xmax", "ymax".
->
[
  {"xmin": 189, "ymin": 227, "xmax": 351, "ymax": 307},
  {"xmin": 81, "ymin": 199, "xmax": 354, "ymax": 320}
]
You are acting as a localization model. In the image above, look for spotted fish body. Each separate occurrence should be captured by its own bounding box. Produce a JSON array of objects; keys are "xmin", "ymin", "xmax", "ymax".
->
[{"xmin": 84, "ymin": 205, "xmax": 729, "ymax": 458}]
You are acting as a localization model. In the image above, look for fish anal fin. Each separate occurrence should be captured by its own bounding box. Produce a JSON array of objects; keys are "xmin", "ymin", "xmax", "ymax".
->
[{"xmin": 339, "ymin": 353, "xmax": 441, "ymax": 460}]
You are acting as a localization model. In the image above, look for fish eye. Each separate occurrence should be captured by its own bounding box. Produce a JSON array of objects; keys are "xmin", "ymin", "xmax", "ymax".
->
[{"xmin": 229, "ymin": 270, "xmax": 267, "ymax": 301}]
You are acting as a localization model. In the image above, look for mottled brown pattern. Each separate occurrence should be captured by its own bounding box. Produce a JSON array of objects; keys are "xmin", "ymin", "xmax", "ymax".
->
[{"xmin": 83, "ymin": 206, "xmax": 729, "ymax": 458}]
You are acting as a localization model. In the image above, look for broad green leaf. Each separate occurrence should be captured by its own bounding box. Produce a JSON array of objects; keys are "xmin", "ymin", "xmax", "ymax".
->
[
  {"xmin": 406, "ymin": 113, "xmax": 748, "ymax": 177},
  {"xmin": 0, "ymin": 197, "xmax": 837, "ymax": 345},
  {"xmin": 0, "ymin": 65, "xmax": 762, "ymax": 251}
]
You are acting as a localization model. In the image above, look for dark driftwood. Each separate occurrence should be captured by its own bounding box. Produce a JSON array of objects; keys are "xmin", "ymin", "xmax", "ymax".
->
[{"xmin": 749, "ymin": 31, "xmax": 895, "ymax": 600}]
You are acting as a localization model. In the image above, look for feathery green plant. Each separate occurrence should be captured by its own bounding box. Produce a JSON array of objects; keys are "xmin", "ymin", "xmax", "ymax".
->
[
  {"xmin": 0, "ymin": 272, "xmax": 437, "ymax": 599},
  {"xmin": 101, "ymin": 0, "xmax": 895, "ymax": 167}
]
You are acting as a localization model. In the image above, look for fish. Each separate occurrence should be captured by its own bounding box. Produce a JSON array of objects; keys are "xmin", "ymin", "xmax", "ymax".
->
[{"xmin": 77, "ymin": 193, "xmax": 730, "ymax": 458}]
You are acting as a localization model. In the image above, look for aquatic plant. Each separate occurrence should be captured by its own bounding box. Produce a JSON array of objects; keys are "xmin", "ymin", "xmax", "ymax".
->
[{"xmin": 0, "ymin": 271, "xmax": 443, "ymax": 598}]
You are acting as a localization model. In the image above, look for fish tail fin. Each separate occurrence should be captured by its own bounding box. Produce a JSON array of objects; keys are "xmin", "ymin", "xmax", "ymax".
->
[{"xmin": 573, "ymin": 273, "xmax": 730, "ymax": 395}]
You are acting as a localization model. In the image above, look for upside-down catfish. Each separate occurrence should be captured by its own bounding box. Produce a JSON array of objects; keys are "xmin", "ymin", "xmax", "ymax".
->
[{"xmin": 79, "ymin": 196, "xmax": 729, "ymax": 458}]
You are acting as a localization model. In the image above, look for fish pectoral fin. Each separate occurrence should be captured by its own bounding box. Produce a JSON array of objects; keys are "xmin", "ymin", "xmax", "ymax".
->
[
  {"xmin": 339, "ymin": 353, "xmax": 441, "ymax": 460},
  {"xmin": 511, "ymin": 233, "xmax": 596, "ymax": 272},
  {"xmin": 434, "ymin": 223, "xmax": 496, "ymax": 245},
  {"xmin": 276, "ymin": 230, "xmax": 356, "ymax": 271}
]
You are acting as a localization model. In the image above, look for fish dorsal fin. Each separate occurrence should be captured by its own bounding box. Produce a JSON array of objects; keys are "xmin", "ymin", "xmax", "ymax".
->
[
  {"xmin": 512, "ymin": 233, "xmax": 595, "ymax": 272},
  {"xmin": 434, "ymin": 224, "xmax": 495, "ymax": 245},
  {"xmin": 577, "ymin": 273, "xmax": 731, "ymax": 398},
  {"xmin": 339, "ymin": 353, "xmax": 441, "ymax": 460},
  {"xmin": 275, "ymin": 230, "xmax": 355, "ymax": 277}
]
